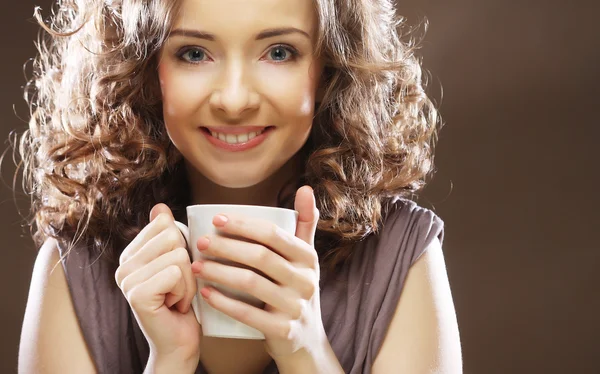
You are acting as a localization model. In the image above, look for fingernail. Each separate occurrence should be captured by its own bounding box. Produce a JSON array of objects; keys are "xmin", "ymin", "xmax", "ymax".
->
[
  {"xmin": 200, "ymin": 287, "xmax": 211, "ymax": 299},
  {"xmin": 197, "ymin": 236, "xmax": 210, "ymax": 251},
  {"xmin": 191, "ymin": 261, "xmax": 203, "ymax": 274},
  {"xmin": 213, "ymin": 214, "xmax": 228, "ymax": 226}
]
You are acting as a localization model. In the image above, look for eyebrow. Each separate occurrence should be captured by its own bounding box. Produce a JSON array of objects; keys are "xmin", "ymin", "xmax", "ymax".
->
[{"xmin": 168, "ymin": 27, "xmax": 311, "ymax": 41}]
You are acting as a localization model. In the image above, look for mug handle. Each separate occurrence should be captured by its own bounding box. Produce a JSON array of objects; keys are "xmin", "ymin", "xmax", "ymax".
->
[{"xmin": 173, "ymin": 221, "xmax": 202, "ymax": 325}]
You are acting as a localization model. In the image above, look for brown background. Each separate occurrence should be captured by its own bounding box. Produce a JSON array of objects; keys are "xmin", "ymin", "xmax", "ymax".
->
[{"xmin": 1, "ymin": 1, "xmax": 598, "ymax": 373}]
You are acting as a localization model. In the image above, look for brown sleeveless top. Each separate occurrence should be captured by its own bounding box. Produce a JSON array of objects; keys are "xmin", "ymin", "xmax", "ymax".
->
[{"xmin": 59, "ymin": 198, "xmax": 444, "ymax": 373}]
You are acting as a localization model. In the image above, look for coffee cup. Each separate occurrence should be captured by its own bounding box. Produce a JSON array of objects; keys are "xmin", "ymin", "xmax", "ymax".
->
[{"xmin": 174, "ymin": 204, "xmax": 298, "ymax": 339}]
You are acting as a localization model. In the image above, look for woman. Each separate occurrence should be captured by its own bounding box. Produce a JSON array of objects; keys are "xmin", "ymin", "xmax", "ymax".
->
[{"xmin": 17, "ymin": 0, "xmax": 462, "ymax": 373}]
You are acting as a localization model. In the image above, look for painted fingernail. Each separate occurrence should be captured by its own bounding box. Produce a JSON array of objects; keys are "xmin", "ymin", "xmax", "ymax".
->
[
  {"xmin": 200, "ymin": 287, "xmax": 211, "ymax": 299},
  {"xmin": 213, "ymin": 214, "xmax": 228, "ymax": 226},
  {"xmin": 191, "ymin": 261, "xmax": 203, "ymax": 274},
  {"xmin": 197, "ymin": 236, "xmax": 210, "ymax": 251}
]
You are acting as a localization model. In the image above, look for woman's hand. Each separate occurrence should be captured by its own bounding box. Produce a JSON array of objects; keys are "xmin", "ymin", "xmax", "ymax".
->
[
  {"xmin": 115, "ymin": 204, "xmax": 200, "ymax": 369},
  {"xmin": 190, "ymin": 186, "xmax": 328, "ymax": 362}
]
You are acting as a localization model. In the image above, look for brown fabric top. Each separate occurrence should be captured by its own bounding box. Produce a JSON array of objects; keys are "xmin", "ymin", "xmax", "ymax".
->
[{"xmin": 59, "ymin": 198, "xmax": 444, "ymax": 373}]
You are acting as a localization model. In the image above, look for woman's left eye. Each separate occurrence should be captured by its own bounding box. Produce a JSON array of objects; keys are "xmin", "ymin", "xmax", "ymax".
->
[{"xmin": 265, "ymin": 45, "xmax": 299, "ymax": 62}]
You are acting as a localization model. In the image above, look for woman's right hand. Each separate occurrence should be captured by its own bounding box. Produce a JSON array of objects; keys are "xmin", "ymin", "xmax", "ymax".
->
[{"xmin": 115, "ymin": 203, "xmax": 200, "ymax": 369}]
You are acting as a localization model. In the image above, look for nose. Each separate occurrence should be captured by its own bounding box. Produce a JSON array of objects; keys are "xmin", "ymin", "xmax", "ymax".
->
[{"xmin": 209, "ymin": 61, "xmax": 259, "ymax": 117}]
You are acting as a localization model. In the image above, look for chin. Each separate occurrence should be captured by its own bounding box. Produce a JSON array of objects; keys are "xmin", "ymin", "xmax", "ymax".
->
[
  {"xmin": 213, "ymin": 176, "xmax": 266, "ymax": 189},
  {"xmin": 201, "ymin": 167, "xmax": 273, "ymax": 189}
]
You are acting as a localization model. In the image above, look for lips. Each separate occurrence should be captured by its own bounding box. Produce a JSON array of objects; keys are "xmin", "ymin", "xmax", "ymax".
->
[
  {"xmin": 200, "ymin": 126, "xmax": 275, "ymax": 152},
  {"xmin": 201, "ymin": 126, "xmax": 273, "ymax": 135},
  {"xmin": 201, "ymin": 126, "xmax": 273, "ymax": 142}
]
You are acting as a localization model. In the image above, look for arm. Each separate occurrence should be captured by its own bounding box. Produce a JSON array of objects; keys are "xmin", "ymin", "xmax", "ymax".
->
[
  {"xmin": 372, "ymin": 237, "xmax": 463, "ymax": 374},
  {"xmin": 274, "ymin": 340, "xmax": 344, "ymax": 374},
  {"xmin": 18, "ymin": 238, "xmax": 97, "ymax": 374}
]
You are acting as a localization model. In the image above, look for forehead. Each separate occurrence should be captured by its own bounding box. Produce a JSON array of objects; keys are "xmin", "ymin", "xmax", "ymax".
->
[{"xmin": 174, "ymin": 0, "xmax": 317, "ymax": 36}]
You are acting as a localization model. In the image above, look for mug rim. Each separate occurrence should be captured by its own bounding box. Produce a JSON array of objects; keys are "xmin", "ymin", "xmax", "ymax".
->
[{"xmin": 186, "ymin": 204, "xmax": 298, "ymax": 214}]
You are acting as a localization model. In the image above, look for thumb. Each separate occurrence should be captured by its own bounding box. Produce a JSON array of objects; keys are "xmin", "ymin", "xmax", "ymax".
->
[
  {"xmin": 294, "ymin": 185, "xmax": 319, "ymax": 246},
  {"xmin": 149, "ymin": 203, "xmax": 174, "ymax": 222}
]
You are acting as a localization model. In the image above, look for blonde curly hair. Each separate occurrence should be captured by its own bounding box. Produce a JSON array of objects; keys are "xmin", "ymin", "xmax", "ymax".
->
[{"xmin": 14, "ymin": 0, "xmax": 441, "ymax": 273}]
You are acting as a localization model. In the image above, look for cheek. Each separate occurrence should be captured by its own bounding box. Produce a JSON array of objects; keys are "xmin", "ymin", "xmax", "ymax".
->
[
  {"xmin": 259, "ymin": 66, "xmax": 317, "ymax": 118},
  {"xmin": 158, "ymin": 62, "xmax": 171, "ymax": 103},
  {"xmin": 158, "ymin": 64, "xmax": 181, "ymax": 120},
  {"xmin": 158, "ymin": 63, "xmax": 210, "ymax": 120}
]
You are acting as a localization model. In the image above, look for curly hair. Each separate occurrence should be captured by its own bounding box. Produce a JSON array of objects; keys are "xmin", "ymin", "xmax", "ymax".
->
[{"xmin": 14, "ymin": 0, "xmax": 440, "ymax": 274}]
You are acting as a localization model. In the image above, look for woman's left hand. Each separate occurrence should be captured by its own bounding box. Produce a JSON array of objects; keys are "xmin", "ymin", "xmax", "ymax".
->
[{"xmin": 190, "ymin": 185, "xmax": 327, "ymax": 361}]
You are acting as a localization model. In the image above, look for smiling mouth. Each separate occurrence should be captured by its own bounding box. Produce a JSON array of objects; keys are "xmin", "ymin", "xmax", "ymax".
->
[{"xmin": 200, "ymin": 126, "xmax": 274, "ymax": 144}]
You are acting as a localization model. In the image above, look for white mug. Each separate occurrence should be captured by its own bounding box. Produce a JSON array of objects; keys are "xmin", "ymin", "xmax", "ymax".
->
[{"xmin": 174, "ymin": 204, "xmax": 298, "ymax": 340}]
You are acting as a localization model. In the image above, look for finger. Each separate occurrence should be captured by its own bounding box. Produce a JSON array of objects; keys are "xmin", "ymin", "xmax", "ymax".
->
[
  {"xmin": 200, "ymin": 286, "xmax": 298, "ymax": 340},
  {"xmin": 121, "ymin": 203, "xmax": 174, "ymax": 264},
  {"xmin": 120, "ymin": 247, "xmax": 195, "ymax": 310},
  {"xmin": 195, "ymin": 235, "xmax": 312, "ymax": 296},
  {"xmin": 150, "ymin": 203, "xmax": 174, "ymax": 222},
  {"xmin": 193, "ymin": 260, "xmax": 302, "ymax": 318},
  {"xmin": 119, "ymin": 211, "xmax": 176, "ymax": 265},
  {"xmin": 117, "ymin": 226, "xmax": 187, "ymax": 281},
  {"xmin": 128, "ymin": 265, "xmax": 186, "ymax": 313},
  {"xmin": 293, "ymin": 185, "xmax": 319, "ymax": 246},
  {"xmin": 211, "ymin": 214, "xmax": 316, "ymax": 266}
]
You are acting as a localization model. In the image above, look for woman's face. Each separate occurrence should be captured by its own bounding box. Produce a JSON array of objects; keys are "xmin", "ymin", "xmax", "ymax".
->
[{"xmin": 158, "ymin": 0, "xmax": 323, "ymax": 188}]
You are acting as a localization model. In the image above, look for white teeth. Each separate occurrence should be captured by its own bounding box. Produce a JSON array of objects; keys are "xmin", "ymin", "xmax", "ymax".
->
[
  {"xmin": 226, "ymin": 134, "xmax": 237, "ymax": 143},
  {"xmin": 209, "ymin": 128, "xmax": 267, "ymax": 144}
]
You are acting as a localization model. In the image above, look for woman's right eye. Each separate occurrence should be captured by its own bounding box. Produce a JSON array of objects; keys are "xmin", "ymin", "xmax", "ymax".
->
[{"xmin": 177, "ymin": 47, "xmax": 209, "ymax": 64}]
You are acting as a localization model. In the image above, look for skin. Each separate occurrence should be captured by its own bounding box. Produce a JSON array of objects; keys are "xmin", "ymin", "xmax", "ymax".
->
[
  {"xmin": 18, "ymin": 0, "xmax": 462, "ymax": 373},
  {"xmin": 157, "ymin": 0, "xmax": 323, "ymax": 207},
  {"xmin": 154, "ymin": 0, "xmax": 339, "ymax": 370}
]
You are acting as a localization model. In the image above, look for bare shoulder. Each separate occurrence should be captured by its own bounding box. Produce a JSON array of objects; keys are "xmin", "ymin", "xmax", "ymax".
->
[
  {"xmin": 18, "ymin": 238, "xmax": 96, "ymax": 374},
  {"xmin": 372, "ymin": 237, "xmax": 463, "ymax": 374}
]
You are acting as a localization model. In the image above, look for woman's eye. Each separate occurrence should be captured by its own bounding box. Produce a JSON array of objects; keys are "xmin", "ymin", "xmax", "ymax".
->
[
  {"xmin": 178, "ymin": 48, "xmax": 207, "ymax": 63},
  {"xmin": 266, "ymin": 46, "xmax": 298, "ymax": 62},
  {"xmin": 176, "ymin": 45, "xmax": 298, "ymax": 64}
]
